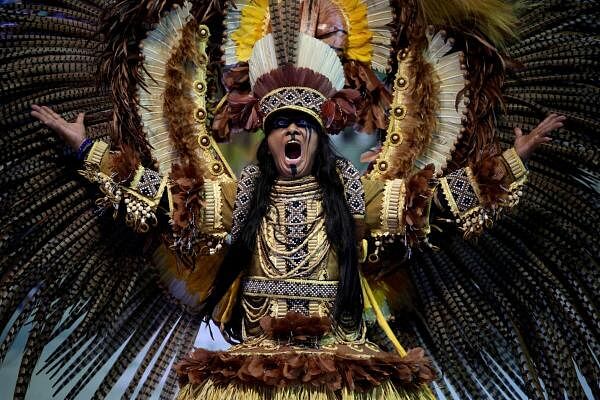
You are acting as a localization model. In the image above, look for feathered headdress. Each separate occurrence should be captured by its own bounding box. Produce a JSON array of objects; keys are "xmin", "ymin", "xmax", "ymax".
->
[{"xmin": 228, "ymin": 0, "xmax": 361, "ymax": 133}]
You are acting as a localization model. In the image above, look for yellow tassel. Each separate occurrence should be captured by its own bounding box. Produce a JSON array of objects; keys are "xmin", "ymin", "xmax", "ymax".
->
[{"xmin": 361, "ymin": 274, "xmax": 407, "ymax": 357}]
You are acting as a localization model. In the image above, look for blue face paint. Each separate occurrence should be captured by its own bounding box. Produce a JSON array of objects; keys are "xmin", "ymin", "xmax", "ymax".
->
[
  {"xmin": 270, "ymin": 116, "xmax": 311, "ymax": 129},
  {"xmin": 265, "ymin": 111, "xmax": 318, "ymax": 134}
]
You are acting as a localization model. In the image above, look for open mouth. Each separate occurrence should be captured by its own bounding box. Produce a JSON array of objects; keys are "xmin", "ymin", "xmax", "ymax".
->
[{"xmin": 285, "ymin": 141, "xmax": 302, "ymax": 160}]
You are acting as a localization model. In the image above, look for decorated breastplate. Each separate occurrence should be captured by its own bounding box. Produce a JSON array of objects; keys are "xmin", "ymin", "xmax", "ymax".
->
[{"xmin": 241, "ymin": 175, "xmax": 339, "ymax": 337}]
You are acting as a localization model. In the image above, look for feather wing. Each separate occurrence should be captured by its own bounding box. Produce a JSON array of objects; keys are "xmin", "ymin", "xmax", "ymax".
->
[
  {"xmin": 138, "ymin": 2, "xmax": 235, "ymax": 181},
  {"xmin": 0, "ymin": 1, "xmax": 232, "ymax": 398},
  {"xmin": 366, "ymin": 1, "xmax": 599, "ymax": 399}
]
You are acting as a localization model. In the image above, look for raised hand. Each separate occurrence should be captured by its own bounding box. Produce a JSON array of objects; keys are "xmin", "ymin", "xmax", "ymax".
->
[
  {"xmin": 513, "ymin": 113, "xmax": 565, "ymax": 160},
  {"xmin": 31, "ymin": 104, "xmax": 87, "ymax": 150}
]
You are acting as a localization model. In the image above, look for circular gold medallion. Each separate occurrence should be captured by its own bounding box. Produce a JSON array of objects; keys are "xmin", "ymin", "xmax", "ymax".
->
[
  {"xmin": 393, "ymin": 106, "xmax": 406, "ymax": 119},
  {"xmin": 195, "ymin": 108, "xmax": 206, "ymax": 121},
  {"xmin": 212, "ymin": 163, "xmax": 222, "ymax": 174},
  {"xmin": 199, "ymin": 135, "xmax": 210, "ymax": 147}
]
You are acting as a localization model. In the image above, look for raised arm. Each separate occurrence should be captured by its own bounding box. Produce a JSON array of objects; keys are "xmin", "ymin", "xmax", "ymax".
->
[
  {"xmin": 362, "ymin": 114, "xmax": 564, "ymax": 255},
  {"xmin": 437, "ymin": 113, "xmax": 564, "ymax": 238},
  {"xmin": 31, "ymin": 105, "xmax": 236, "ymax": 242}
]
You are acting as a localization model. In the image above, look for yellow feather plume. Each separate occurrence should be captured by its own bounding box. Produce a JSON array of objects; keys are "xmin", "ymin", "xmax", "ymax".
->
[
  {"xmin": 232, "ymin": 0, "xmax": 270, "ymax": 62},
  {"xmin": 331, "ymin": 0, "xmax": 373, "ymax": 63}
]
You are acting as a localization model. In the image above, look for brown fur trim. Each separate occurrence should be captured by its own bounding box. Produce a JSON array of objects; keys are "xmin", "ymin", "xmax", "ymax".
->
[
  {"xmin": 162, "ymin": 21, "xmax": 209, "ymax": 248},
  {"xmin": 343, "ymin": 60, "xmax": 393, "ymax": 133},
  {"xmin": 470, "ymin": 153, "xmax": 511, "ymax": 207},
  {"xmin": 381, "ymin": 39, "xmax": 438, "ymax": 180},
  {"xmin": 168, "ymin": 163, "xmax": 205, "ymax": 256},
  {"xmin": 176, "ymin": 345, "xmax": 434, "ymax": 392},
  {"xmin": 404, "ymin": 165, "xmax": 436, "ymax": 244},
  {"xmin": 389, "ymin": 1, "xmax": 425, "ymax": 80},
  {"xmin": 99, "ymin": 1, "xmax": 228, "ymax": 177},
  {"xmin": 394, "ymin": 1, "xmax": 507, "ymax": 178},
  {"xmin": 360, "ymin": 1, "xmax": 433, "ymax": 179},
  {"xmin": 436, "ymin": 34, "xmax": 509, "ymax": 206},
  {"xmin": 445, "ymin": 35, "xmax": 506, "ymax": 170},
  {"xmin": 163, "ymin": 21, "xmax": 206, "ymax": 182},
  {"xmin": 259, "ymin": 313, "xmax": 331, "ymax": 342},
  {"xmin": 99, "ymin": 0, "xmax": 178, "ymax": 178}
]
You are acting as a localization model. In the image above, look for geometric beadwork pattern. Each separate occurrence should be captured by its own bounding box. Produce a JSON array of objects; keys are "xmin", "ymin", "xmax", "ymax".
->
[
  {"xmin": 231, "ymin": 164, "xmax": 261, "ymax": 241},
  {"xmin": 136, "ymin": 168, "xmax": 162, "ymax": 198},
  {"xmin": 284, "ymin": 199, "xmax": 309, "ymax": 273},
  {"xmin": 445, "ymin": 168, "xmax": 479, "ymax": 213},
  {"xmin": 336, "ymin": 158, "xmax": 365, "ymax": 215},
  {"xmin": 287, "ymin": 299, "xmax": 310, "ymax": 314},
  {"xmin": 243, "ymin": 277, "xmax": 338, "ymax": 301},
  {"xmin": 280, "ymin": 183, "xmax": 318, "ymax": 315},
  {"xmin": 259, "ymin": 87, "xmax": 326, "ymax": 119}
]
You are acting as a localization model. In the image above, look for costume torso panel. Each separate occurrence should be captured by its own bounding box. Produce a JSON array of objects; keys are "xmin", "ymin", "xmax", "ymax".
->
[{"xmin": 235, "ymin": 168, "xmax": 342, "ymax": 339}]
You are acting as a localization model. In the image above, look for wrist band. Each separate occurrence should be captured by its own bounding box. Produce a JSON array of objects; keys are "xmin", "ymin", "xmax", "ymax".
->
[
  {"xmin": 84, "ymin": 140, "xmax": 109, "ymax": 167},
  {"xmin": 77, "ymin": 138, "xmax": 93, "ymax": 161},
  {"xmin": 502, "ymin": 147, "xmax": 527, "ymax": 181}
]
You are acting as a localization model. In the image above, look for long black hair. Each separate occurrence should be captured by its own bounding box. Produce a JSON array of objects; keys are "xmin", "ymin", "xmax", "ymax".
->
[{"xmin": 202, "ymin": 124, "xmax": 363, "ymax": 339}]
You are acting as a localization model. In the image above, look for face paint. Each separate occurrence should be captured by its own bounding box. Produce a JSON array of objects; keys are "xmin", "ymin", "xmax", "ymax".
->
[{"xmin": 265, "ymin": 112, "xmax": 320, "ymax": 179}]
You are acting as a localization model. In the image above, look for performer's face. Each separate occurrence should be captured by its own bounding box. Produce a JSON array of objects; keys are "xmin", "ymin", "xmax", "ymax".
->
[{"xmin": 265, "ymin": 112, "xmax": 320, "ymax": 179}]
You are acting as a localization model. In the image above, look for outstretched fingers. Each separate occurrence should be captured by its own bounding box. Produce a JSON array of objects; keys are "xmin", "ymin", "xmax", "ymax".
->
[
  {"xmin": 31, "ymin": 104, "xmax": 49, "ymax": 123},
  {"xmin": 31, "ymin": 104, "xmax": 72, "ymax": 143},
  {"xmin": 513, "ymin": 114, "xmax": 566, "ymax": 160},
  {"xmin": 534, "ymin": 113, "xmax": 566, "ymax": 138},
  {"xmin": 32, "ymin": 105, "xmax": 64, "ymax": 128},
  {"xmin": 31, "ymin": 104, "xmax": 87, "ymax": 150},
  {"xmin": 42, "ymin": 105, "xmax": 62, "ymax": 120}
]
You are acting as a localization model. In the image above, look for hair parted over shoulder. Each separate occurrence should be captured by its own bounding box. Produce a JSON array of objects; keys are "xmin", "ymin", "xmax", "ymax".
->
[{"xmin": 201, "ymin": 121, "xmax": 363, "ymax": 340}]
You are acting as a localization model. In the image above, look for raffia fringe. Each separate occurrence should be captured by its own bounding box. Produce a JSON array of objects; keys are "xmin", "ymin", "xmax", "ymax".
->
[{"xmin": 177, "ymin": 379, "xmax": 434, "ymax": 400}]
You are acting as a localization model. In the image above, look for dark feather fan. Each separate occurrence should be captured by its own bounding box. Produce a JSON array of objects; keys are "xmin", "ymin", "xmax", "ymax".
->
[
  {"xmin": 0, "ymin": 0, "xmax": 598, "ymax": 399},
  {"xmin": 370, "ymin": 1, "xmax": 600, "ymax": 399},
  {"xmin": 0, "ymin": 1, "xmax": 227, "ymax": 399}
]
